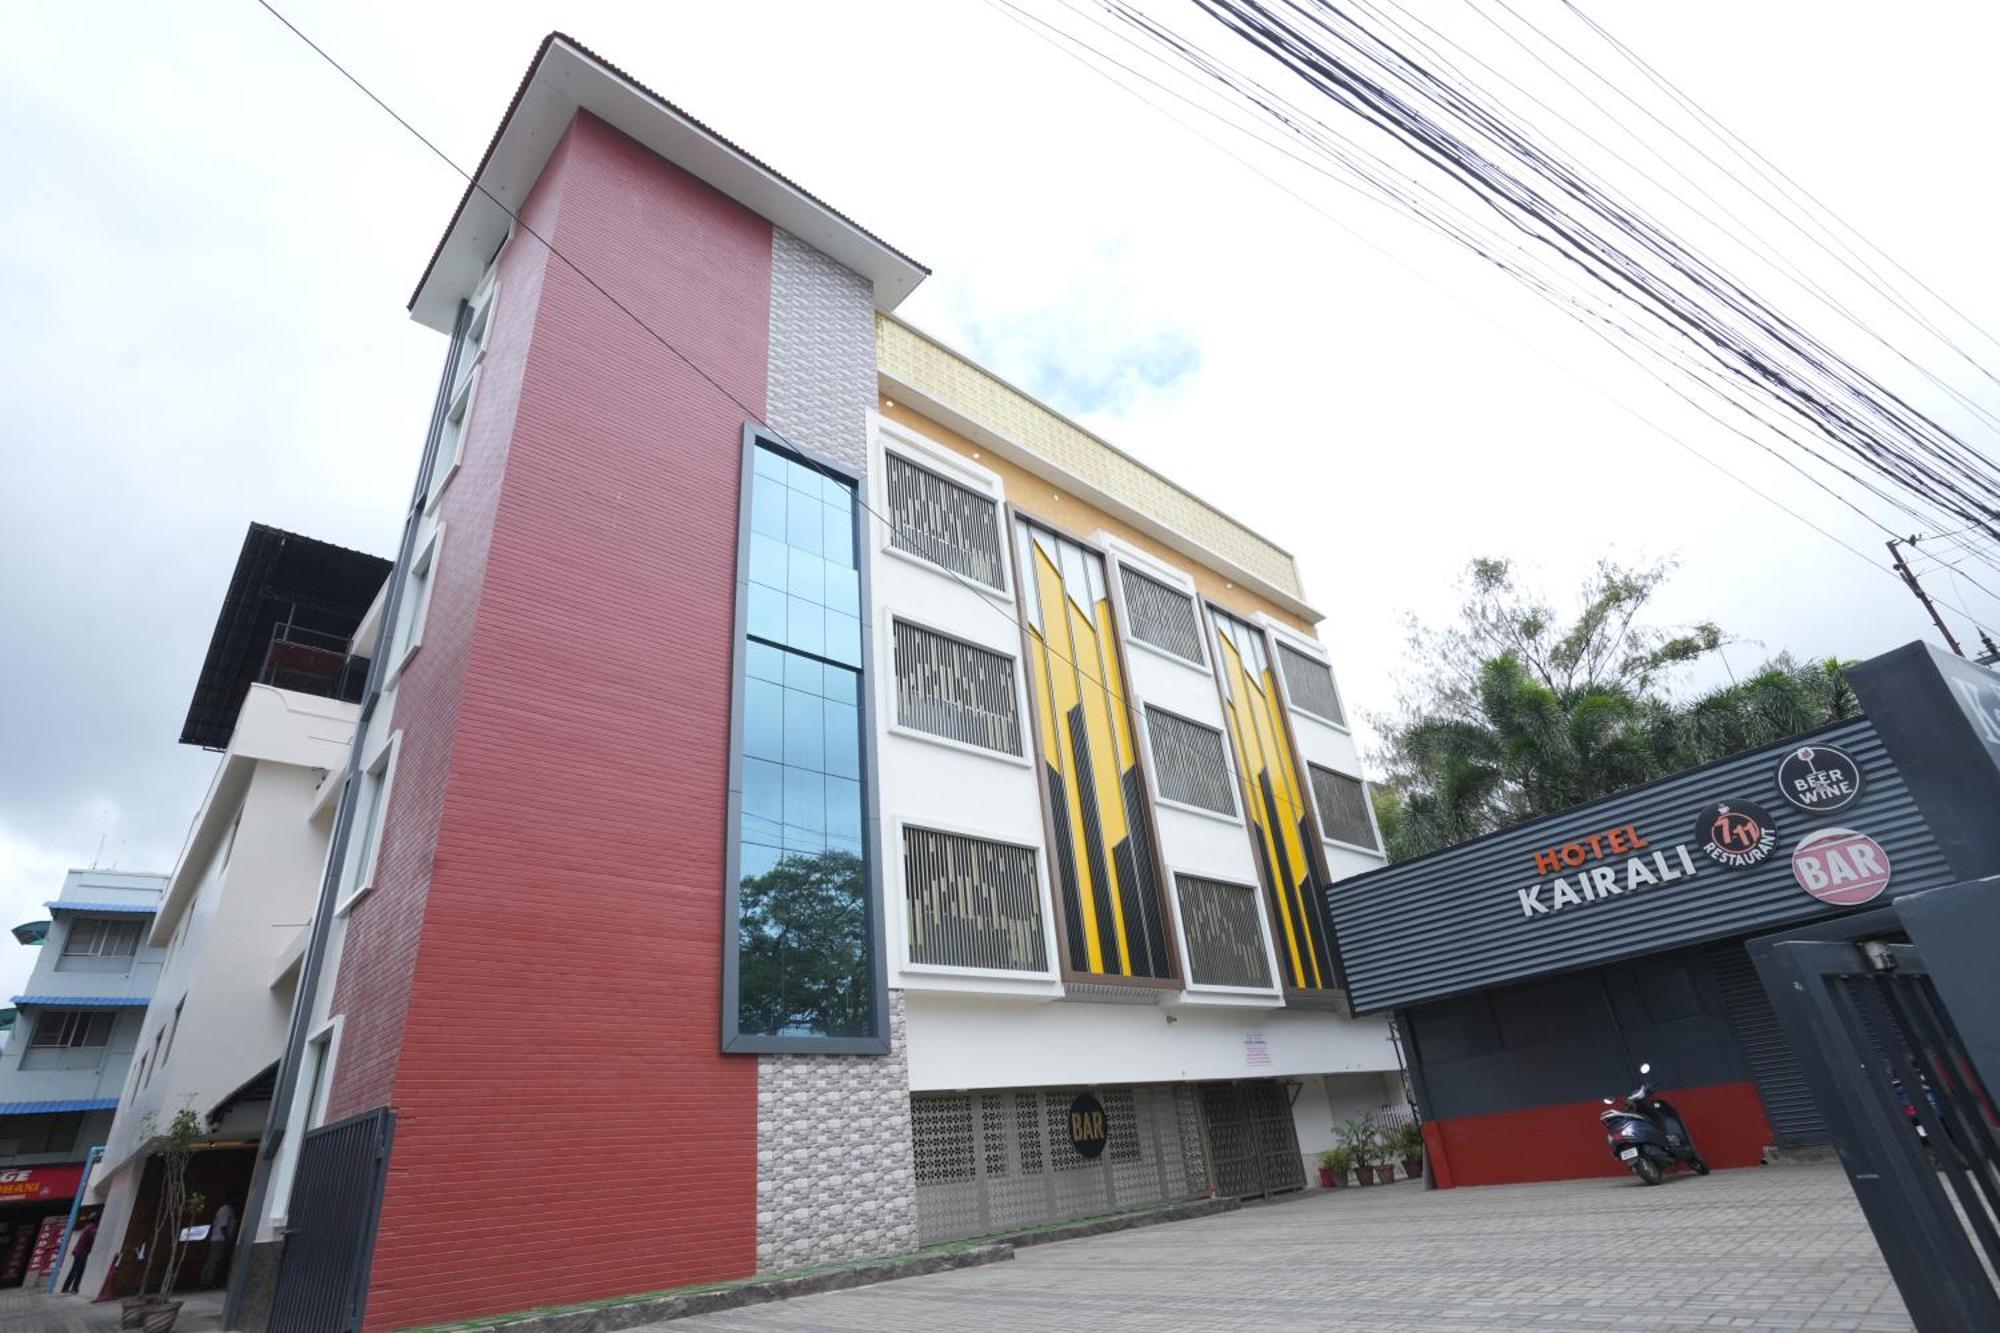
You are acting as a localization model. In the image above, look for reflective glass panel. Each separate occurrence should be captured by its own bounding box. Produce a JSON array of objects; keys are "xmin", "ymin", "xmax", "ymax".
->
[{"xmin": 733, "ymin": 442, "xmax": 875, "ymax": 1042}]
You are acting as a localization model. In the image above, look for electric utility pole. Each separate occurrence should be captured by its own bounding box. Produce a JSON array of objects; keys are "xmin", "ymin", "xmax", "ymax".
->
[{"xmin": 1887, "ymin": 538, "xmax": 1966, "ymax": 657}]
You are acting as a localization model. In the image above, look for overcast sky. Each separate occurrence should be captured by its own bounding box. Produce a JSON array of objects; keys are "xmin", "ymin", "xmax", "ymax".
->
[{"xmin": 2, "ymin": 1, "xmax": 1995, "ymax": 999}]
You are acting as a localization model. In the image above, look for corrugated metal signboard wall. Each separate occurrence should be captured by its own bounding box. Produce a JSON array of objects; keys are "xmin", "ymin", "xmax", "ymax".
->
[{"xmin": 1329, "ymin": 717, "xmax": 1954, "ymax": 1014}]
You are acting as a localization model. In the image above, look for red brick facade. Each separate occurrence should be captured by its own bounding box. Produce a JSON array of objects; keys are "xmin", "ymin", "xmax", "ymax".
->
[{"xmin": 329, "ymin": 112, "xmax": 773, "ymax": 1329}]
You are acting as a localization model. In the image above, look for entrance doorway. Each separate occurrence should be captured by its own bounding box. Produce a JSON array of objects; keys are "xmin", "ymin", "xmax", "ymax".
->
[{"xmin": 1197, "ymin": 1079, "xmax": 1304, "ymax": 1199}]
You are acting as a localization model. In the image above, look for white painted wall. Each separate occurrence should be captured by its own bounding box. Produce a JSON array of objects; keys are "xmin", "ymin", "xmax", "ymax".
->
[
  {"xmin": 905, "ymin": 989, "xmax": 1399, "ymax": 1091},
  {"xmin": 868, "ymin": 413, "xmax": 1062, "ymax": 1000},
  {"xmin": 90, "ymin": 688, "xmax": 352, "ymax": 1211}
]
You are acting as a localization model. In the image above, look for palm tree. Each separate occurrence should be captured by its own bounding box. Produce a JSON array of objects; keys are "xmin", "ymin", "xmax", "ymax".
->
[{"xmin": 1373, "ymin": 559, "xmax": 1857, "ymax": 862}]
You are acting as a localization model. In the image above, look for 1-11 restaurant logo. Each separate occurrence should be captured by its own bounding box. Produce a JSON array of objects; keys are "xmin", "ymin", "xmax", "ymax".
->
[{"xmin": 1693, "ymin": 799, "xmax": 1779, "ymax": 868}]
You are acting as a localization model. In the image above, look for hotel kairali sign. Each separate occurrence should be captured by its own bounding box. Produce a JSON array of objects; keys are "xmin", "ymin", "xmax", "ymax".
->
[{"xmin": 1514, "ymin": 743, "xmax": 1890, "ymax": 919}]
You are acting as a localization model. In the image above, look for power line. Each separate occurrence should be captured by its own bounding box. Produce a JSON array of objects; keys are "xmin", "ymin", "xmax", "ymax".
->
[
  {"xmin": 1087, "ymin": 0, "xmax": 2000, "ymax": 550},
  {"xmin": 1437, "ymin": 0, "xmax": 2000, "ymax": 440},
  {"xmin": 1559, "ymin": 0, "xmax": 2000, "ymax": 369},
  {"xmin": 252, "ymin": 0, "xmax": 1999, "ymax": 855},
  {"xmin": 981, "ymin": 0, "xmax": 2000, "ymax": 641},
  {"xmin": 1088, "ymin": 0, "xmax": 2000, "ymax": 575}
]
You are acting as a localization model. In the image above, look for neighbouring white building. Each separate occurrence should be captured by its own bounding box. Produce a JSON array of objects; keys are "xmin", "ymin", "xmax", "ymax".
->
[
  {"xmin": 80, "ymin": 524, "xmax": 387, "ymax": 1303},
  {"xmin": 0, "ymin": 868, "xmax": 165, "ymax": 1287}
]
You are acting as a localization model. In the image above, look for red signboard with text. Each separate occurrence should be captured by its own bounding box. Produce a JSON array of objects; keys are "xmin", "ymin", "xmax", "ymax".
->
[
  {"xmin": 26, "ymin": 1216, "xmax": 65, "ymax": 1275},
  {"xmin": 0, "ymin": 1164, "xmax": 84, "ymax": 1205}
]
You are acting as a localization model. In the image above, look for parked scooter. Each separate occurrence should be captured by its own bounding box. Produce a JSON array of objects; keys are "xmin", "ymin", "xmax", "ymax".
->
[{"xmin": 1599, "ymin": 1062, "xmax": 1710, "ymax": 1186}]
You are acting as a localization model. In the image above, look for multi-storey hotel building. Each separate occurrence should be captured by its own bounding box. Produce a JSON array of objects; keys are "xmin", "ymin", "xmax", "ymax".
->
[{"xmin": 228, "ymin": 34, "xmax": 1401, "ymax": 1331}]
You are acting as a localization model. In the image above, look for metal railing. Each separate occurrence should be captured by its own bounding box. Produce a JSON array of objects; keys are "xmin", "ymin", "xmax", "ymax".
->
[{"xmin": 258, "ymin": 623, "xmax": 368, "ymax": 704}]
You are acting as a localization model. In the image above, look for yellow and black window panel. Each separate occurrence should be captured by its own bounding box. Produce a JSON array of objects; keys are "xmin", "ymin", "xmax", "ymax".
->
[
  {"xmin": 1015, "ymin": 518, "xmax": 1174, "ymax": 980},
  {"xmin": 1211, "ymin": 609, "xmax": 1338, "ymax": 992}
]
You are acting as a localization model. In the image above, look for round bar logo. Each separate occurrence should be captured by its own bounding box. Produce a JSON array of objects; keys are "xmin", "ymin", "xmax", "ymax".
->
[
  {"xmin": 1694, "ymin": 799, "xmax": 1778, "ymax": 868},
  {"xmin": 1068, "ymin": 1093, "xmax": 1108, "ymax": 1160},
  {"xmin": 1776, "ymin": 745, "xmax": 1863, "ymax": 813},
  {"xmin": 1792, "ymin": 827, "xmax": 1892, "ymax": 905}
]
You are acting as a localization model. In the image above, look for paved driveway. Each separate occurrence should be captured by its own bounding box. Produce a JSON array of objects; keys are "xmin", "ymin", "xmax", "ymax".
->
[{"xmin": 668, "ymin": 1163, "xmax": 1911, "ymax": 1332}]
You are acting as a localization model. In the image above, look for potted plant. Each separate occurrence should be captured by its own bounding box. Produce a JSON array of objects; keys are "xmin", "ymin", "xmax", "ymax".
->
[
  {"xmin": 1316, "ymin": 1146, "xmax": 1351, "ymax": 1188},
  {"xmin": 126, "ymin": 1109, "xmax": 203, "ymax": 1332},
  {"xmin": 1392, "ymin": 1119, "xmax": 1425, "ymax": 1182},
  {"xmin": 1338, "ymin": 1112, "xmax": 1379, "ymax": 1186}
]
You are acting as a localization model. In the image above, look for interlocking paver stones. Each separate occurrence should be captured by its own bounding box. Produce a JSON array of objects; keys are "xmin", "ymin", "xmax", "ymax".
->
[{"xmin": 662, "ymin": 1163, "xmax": 1912, "ymax": 1333}]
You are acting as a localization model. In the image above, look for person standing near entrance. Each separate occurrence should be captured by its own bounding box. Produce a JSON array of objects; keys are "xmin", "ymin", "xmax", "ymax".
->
[
  {"xmin": 199, "ymin": 1199, "xmax": 238, "ymax": 1289},
  {"xmin": 59, "ymin": 1219, "xmax": 96, "ymax": 1295}
]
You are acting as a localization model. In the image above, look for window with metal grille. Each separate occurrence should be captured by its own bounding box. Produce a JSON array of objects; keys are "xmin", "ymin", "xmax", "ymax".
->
[
  {"xmin": 884, "ymin": 452, "xmax": 1007, "ymax": 590},
  {"xmin": 1278, "ymin": 642, "xmax": 1345, "ymax": 726},
  {"xmin": 1118, "ymin": 565, "xmax": 1204, "ymax": 664},
  {"xmin": 911, "ymin": 1094, "xmax": 976, "ymax": 1184},
  {"xmin": 1176, "ymin": 875, "xmax": 1272, "ymax": 988},
  {"xmin": 1309, "ymin": 764, "xmax": 1378, "ymax": 850},
  {"xmin": 1015, "ymin": 1093, "xmax": 1044, "ymax": 1174},
  {"xmin": 981, "ymin": 1095, "xmax": 1008, "ymax": 1178},
  {"xmin": 903, "ymin": 827, "xmax": 1048, "ymax": 972},
  {"xmin": 29, "ymin": 1011, "xmax": 114, "ymax": 1049},
  {"xmin": 60, "ymin": 917, "xmax": 141, "ymax": 958},
  {"xmin": 0, "ymin": 1113, "xmax": 82, "ymax": 1156},
  {"xmin": 1102, "ymin": 1088, "xmax": 1142, "ymax": 1164},
  {"xmin": 1146, "ymin": 708, "xmax": 1235, "ymax": 816},
  {"xmin": 892, "ymin": 621, "xmax": 1022, "ymax": 755},
  {"xmin": 1045, "ymin": 1092, "xmax": 1096, "ymax": 1170}
]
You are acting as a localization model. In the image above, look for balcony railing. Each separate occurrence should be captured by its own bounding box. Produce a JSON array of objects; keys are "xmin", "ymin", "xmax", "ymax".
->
[{"xmin": 258, "ymin": 623, "xmax": 369, "ymax": 704}]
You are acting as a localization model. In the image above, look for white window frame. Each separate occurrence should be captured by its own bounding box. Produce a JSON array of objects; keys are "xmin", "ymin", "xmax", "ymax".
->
[
  {"xmin": 335, "ymin": 731, "xmax": 402, "ymax": 916},
  {"xmin": 1136, "ymin": 704, "xmax": 1243, "ymax": 827},
  {"xmin": 388, "ymin": 523, "xmax": 444, "ymax": 685},
  {"xmin": 1307, "ymin": 761, "xmax": 1386, "ymax": 856},
  {"xmin": 880, "ymin": 612, "xmax": 1034, "ymax": 768},
  {"xmin": 1103, "ymin": 538, "xmax": 1213, "ymax": 676},
  {"xmin": 1256, "ymin": 615, "xmax": 1351, "ymax": 734},
  {"xmin": 887, "ymin": 814, "xmax": 1063, "ymax": 993},
  {"xmin": 426, "ymin": 268, "xmax": 500, "ymax": 515},
  {"xmin": 269, "ymin": 1016, "xmax": 342, "ymax": 1231},
  {"xmin": 1161, "ymin": 865, "xmax": 1287, "ymax": 1000},
  {"xmin": 161, "ymin": 996, "xmax": 185, "ymax": 1068},
  {"xmin": 59, "ymin": 916, "xmax": 142, "ymax": 960},
  {"xmin": 869, "ymin": 415, "xmax": 1015, "ymax": 601},
  {"xmin": 29, "ymin": 1010, "xmax": 113, "ymax": 1049}
]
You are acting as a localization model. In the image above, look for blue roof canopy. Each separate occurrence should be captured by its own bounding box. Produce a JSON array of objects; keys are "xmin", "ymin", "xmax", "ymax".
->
[
  {"xmin": 0, "ymin": 1098, "xmax": 120, "ymax": 1115},
  {"xmin": 44, "ymin": 901, "xmax": 156, "ymax": 916},
  {"xmin": 10, "ymin": 995, "xmax": 150, "ymax": 1009}
]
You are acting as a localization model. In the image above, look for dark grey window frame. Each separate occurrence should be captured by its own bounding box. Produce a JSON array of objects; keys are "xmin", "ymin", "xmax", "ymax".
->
[{"xmin": 721, "ymin": 424, "xmax": 890, "ymax": 1056}]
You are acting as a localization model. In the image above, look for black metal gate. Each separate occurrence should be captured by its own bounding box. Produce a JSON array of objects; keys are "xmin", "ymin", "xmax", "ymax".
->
[
  {"xmin": 1707, "ymin": 941, "xmax": 1828, "ymax": 1146},
  {"xmin": 1198, "ymin": 1080, "xmax": 1305, "ymax": 1199},
  {"xmin": 267, "ymin": 1108, "xmax": 395, "ymax": 1333},
  {"xmin": 1751, "ymin": 881, "xmax": 2000, "ymax": 1332}
]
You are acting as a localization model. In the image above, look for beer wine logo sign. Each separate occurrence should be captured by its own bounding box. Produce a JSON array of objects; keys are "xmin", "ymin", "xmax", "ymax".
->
[
  {"xmin": 1694, "ymin": 799, "xmax": 1778, "ymax": 868},
  {"xmin": 1776, "ymin": 745, "xmax": 1863, "ymax": 814},
  {"xmin": 1068, "ymin": 1092, "xmax": 1108, "ymax": 1160}
]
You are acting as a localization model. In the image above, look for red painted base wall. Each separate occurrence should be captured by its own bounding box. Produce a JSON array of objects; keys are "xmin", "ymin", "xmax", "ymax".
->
[{"xmin": 1423, "ymin": 1080, "xmax": 1774, "ymax": 1188}]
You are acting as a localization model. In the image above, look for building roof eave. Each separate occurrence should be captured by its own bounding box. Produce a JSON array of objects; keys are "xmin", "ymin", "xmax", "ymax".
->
[{"xmin": 409, "ymin": 32, "xmax": 928, "ymax": 333}]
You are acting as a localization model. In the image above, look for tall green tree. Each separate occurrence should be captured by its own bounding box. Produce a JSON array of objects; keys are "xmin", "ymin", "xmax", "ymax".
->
[{"xmin": 1373, "ymin": 558, "xmax": 1853, "ymax": 861}]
